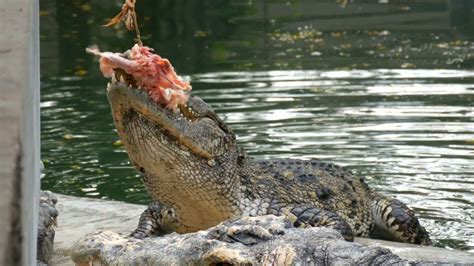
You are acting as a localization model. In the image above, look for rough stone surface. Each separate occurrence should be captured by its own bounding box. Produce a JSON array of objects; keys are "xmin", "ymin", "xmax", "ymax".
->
[
  {"xmin": 37, "ymin": 191, "xmax": 58, "ymax": 265},
  {"xmin": 71, "ymin": 215, "xmax": 409, "ymax": 265},
  {"xmin": 52, "ymin": 194, "xmax": 474, "ymax": 265}
]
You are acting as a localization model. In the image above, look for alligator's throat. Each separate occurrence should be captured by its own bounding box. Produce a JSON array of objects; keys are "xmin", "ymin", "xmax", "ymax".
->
[{"xmin": 121, "ymin": 110, "xmax": 240, "ymax": 231}]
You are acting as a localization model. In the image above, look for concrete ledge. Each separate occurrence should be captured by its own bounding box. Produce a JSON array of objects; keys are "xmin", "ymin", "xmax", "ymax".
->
[
  {"xmin": 0, "ymin": 0, "xmax": 40, "ymax": 264},
  {"xmin": 52, "ymin": 194, "xmax": 474, "ymax": 265},
  {"xmin": 52, "ymin": 195, "xmax": 143, "ymax": 265}
]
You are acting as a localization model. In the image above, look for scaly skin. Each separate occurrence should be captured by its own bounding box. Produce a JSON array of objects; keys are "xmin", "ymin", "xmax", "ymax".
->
[{"xmin": 106, "ymin": 72, "xmax": 431, "ymax": 245}]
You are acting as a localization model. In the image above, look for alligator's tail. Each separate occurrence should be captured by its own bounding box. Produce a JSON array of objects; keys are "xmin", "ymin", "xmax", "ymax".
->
[{"xmin": 370, "ymin": 194, "xmax": 432, "ymax": 245}]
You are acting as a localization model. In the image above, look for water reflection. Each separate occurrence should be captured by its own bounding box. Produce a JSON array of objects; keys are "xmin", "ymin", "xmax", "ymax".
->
[{"xmin": 41, "ymin": 0, "xmax": 474, "ymax": 252}]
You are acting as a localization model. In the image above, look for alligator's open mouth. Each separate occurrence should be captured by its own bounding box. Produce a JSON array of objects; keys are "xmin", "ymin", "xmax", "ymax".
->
[
  {"xmin": 108, "ymin": 68, "xmax": 198, "ymax": 119},
  {"xmin": 106, "ymin": 68, "xmax": 230, "ymax": 160}
]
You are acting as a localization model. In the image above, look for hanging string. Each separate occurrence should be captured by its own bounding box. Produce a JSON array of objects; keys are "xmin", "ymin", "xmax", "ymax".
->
[{"xmin": 104, "ymin": 0, "xmax": 143, "ymax": 46}]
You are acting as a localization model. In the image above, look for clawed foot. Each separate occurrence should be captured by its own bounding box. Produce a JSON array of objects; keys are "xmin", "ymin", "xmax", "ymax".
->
[
  {"xmin": 130, "ymin": 202, "xmax": 167, "ymax": 239},
  {"xmin": 285, "ymin": 205, "xmax": 355, "ymax": 241},
  {"xmin": 207, "ymin": 216, "xmax": 287, "ymax": 245}
]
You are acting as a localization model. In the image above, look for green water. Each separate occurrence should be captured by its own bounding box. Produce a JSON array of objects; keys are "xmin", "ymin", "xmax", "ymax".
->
[{"xmin": 40, "ymin": 0, "xmax": 474, "ymax": 251}]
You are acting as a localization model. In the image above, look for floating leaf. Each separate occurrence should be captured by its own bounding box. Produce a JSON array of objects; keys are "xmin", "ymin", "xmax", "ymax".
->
[
  {"xmin": 75, "ymin": 69, "xmax": 87, "ymax": 76},
  {"xmin": 113, "ymin": 140, "xmax": 123, "ymax": 146},
  {"xmin": 63, "ymin": 134, "xmax": 74, "ymax": 140},
  {"xmin": 80, "ymin": 3, "xmax": 92, "ymax": 12},
  {"xmin": 71, "ymin": 165, "xmax": 81, "ymax": 170},
  {"xmin": 401, "ymin": 63, "xmax": 415, "ymax": 69},
  {"xmin": 194, "ymin": 30, "xmax": 209, "ymax": 38},
  {"xmin": 63, "ymin": 134, "xmax": 86, "ymax": 140}
]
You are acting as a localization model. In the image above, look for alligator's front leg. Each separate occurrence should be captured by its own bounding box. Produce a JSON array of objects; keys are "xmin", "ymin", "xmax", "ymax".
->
[
  {"xmin": 280, "ymin": 204, "xmax": 354, "ymax": 241},
  {"xmin": 131, "ymin": 202, "xmax": 178, "ymax": 239}
]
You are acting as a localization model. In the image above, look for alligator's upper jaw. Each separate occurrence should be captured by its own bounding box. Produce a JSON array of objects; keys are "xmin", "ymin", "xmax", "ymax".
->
[
  {"xmin": 106, "ymin": 70, "xmax": 229, "ymax": 160},
  {"xmin": 107, "ymin": 78, "xmax": 171, "ymax": 133}
]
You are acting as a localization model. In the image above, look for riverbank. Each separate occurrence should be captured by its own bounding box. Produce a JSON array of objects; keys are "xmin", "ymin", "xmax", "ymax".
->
[{"xmin": 51, "ymin": 194, "xmax": 474, "ymax": 265}]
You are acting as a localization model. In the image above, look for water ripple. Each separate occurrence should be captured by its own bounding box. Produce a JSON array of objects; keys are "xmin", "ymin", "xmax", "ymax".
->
[{"xmin": 192, "ymin": 69, "xmax": 474, "ymax": 251}]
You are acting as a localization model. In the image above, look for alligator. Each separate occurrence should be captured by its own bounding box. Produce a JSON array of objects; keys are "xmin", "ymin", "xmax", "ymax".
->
[{"xmin": 106, "ymin": 70, "xmax": 432, "ymax": 245}]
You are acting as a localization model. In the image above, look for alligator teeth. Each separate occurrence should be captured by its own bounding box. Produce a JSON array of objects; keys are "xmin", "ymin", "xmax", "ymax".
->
[
  {"xmin": 107, "ymin": 82, "xmax": 111, "ymax": 87},
  {"xmin": 119, "ymin": 75, "xmax": 126, "ymax": 83},
  {"xmin": 111, "ymin": 74, "xmax": 117, "ymax": 83},
  {"xmin": 186, "ymin": 107, "xmax": 198, "ymax": 117}
]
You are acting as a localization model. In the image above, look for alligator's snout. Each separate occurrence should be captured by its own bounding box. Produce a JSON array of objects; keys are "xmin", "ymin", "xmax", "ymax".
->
[{"xmin": 106, "ymin": 68, "xmax": 237, "ymax": 162}]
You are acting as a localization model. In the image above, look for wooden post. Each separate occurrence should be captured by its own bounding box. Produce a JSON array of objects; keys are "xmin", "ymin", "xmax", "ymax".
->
[{"xmin": 0, "ymin": 0, "xmax": 40, "ymax": 265}]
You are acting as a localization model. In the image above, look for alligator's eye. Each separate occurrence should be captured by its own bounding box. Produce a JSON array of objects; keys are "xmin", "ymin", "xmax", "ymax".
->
[{"xmin": 178, "ymin": 104, "xmax": 232, "ymax": 135}]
